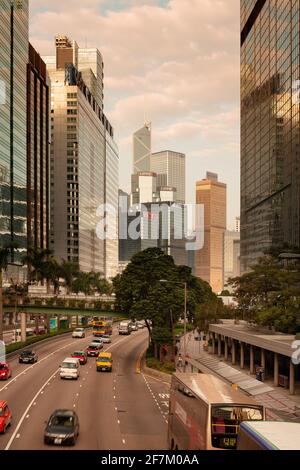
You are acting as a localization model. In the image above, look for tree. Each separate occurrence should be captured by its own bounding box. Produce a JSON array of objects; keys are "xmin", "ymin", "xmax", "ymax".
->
[
  {"xmin": 194, "ymin": 299, "xmax": 234, "ymax": 333},
  {"xmin": 0, "ymin": 244, "xmax": 18, "ymax": 341},
  {"xmin": 22, "ymin": 248, "xmax": 53, "ymax": 284},
  {"xmin": 112, "ymin": 248, "xmax": 218, "ymax": 358},
  {"xmin": 60, "ymin": 260, "xmax": 79, "ymax": 294},
  {"xmin": 228, "ymin": 253, "xmax": 300, "ymax": 333}
]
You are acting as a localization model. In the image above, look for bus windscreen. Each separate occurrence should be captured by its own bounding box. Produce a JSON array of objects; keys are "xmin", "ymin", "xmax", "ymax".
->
[{"xmin": 211, "ymin": 405, "xmax": 264, "ymax": 449}]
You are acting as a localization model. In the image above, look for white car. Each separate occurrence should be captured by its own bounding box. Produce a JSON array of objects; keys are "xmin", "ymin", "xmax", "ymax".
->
[
  {"xmin": 90, "ymin": 339, "xmax": 103, "ymax": 347},
  {"xmin": 60, "ymin": 358, "xmax": 80, "ymax": 380},
  {"xmin": 131, "ymin": 324, "xmax": 138, "ymax": 331},
  {"xmin": 100, "ymin": 335, "xmax": 111, "ymax": 344},
  {"xmin": 72, "ymin": 328, "xmax": 85, "ymax": 339}
]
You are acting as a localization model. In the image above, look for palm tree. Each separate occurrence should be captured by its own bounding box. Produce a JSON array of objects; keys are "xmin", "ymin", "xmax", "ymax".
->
[
  {"xmin": 22, "ymin": 248, "xmax": 53, "ymax": 285},
  {"xmin": 0, "ymin": 245, "xmax": 16, "ymax": 341},
  {"xmin": 60, "ymin": 260, "xmax": 79, "ymax": 295}
]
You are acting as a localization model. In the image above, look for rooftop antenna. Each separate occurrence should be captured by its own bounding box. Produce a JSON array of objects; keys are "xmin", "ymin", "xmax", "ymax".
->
[{"xmin": 143, "ymin": 94, "xmax": 151, "ymax": 130}]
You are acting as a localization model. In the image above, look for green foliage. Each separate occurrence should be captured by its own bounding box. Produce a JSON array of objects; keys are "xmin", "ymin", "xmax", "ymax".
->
[
  {"xmin": 145, "ymin": 356, "xmax": 175, "ymax": 375},
  {"xmin": 112, "ymin": 248, "xmax": 217, "ymax": 350},
  {"xmin": 228, "ymin": 252, "xmax": 300, "ymax": 334}
]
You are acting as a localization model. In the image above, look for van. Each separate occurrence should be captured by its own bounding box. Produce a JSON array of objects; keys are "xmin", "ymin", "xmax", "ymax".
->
[
  {"xmin": 60, "ymin": 357, "xmax": 80, "ymax": 380},
  {"xmin": 96, "ymin": 352, "xmax": 113, "ymax": 372}
]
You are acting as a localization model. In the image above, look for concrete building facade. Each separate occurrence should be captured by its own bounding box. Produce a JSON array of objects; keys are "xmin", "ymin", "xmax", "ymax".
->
[{"xmin": 195, "ymin": 172, "xmax": 227, "ymax": 293}]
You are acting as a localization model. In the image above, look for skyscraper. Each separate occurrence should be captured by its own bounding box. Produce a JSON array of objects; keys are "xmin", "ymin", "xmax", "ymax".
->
[
  {"xmin": 195, "ymin": 172, "xmax": 227, "ymax": 293},
  {"xmin": 46, "ymin": 36, "xmax": 118, "ymax": 277},
  {"xmin": 241, "ymin": 1, "xmax": 300, "ymax": 272},
  {"xmin": 223, "ymin": 230, "xmax": 240, "ymax": 290},
  {"xmin": 151, "ymin": 150, "xmax": 186, "ymax": 203},
  {"xmin": 0, "ymin": 0, "xmax": 28, "ymax": 265},
  {"xmin": 133, "ymin": 123, "xmax": 151, "ymax": 174},
  {"xmin": 27, "ymin": 43, "xmax": 50, "ymax": 252}
]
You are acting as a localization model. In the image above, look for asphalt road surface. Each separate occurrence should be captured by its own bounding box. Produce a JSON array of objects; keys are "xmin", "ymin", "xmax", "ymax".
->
[{"xmin": 0, "ymin": 327, "xmax": 170, "ymax": 450}]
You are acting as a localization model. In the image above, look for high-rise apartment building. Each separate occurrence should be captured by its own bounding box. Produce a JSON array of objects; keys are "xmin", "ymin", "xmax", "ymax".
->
[
  {"xmin": 0, "ymin": 0, "xmax": 28, "ymax": 266},
  {"xmin": 151, "ymin": 150, "xmax": 186, "ymax": 203},
  {"xmin": 241, "ymin": 1, "xmax": 300, "ymax": 272},
  {"xmin": 46, "ymin": 36, "xmax": 118, "ymax": 277},
  {"xmin": 133, "ymin": 123, "xmax": 151, "ymax": 174},
  {"xmin": 195, "ymin": 172, "xmax": 227, "ymax": 293},
  {"xmin": 27, "ymin": 43, "xmax": 50, "ymax": 252}
]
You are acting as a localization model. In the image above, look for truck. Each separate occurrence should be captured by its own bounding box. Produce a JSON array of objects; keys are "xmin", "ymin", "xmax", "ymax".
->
[
  {"xmin": 237, "ymin": 421, "xmax": 300, "ymax": 450},
  {"xmin": 118, "ymin": 320, "xmax": 132, "ymax": 335}
]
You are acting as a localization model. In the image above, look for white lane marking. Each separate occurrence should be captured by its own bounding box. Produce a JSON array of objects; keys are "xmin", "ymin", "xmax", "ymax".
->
[
  {"xmin": 122, "ymin": 439, "xmax": 126, "ymax": 444},
  {"xmin": 0, "ymin": 334, "xmax": 93, "ymax": 393},
  {"xmin": 16, "ymin": 434, "xmax": 20, "ymax": 439},
  {"xmin": 142, "ymin": 374, "xmax": 169, "ymax": 425},
  {"xmin": 117, "ymin": 420, "xmax": 120, "ymax": 424},
  {"xmin": 26, "ymin": 415, "xmax": 29, "ymax": 419},
  {"xmin": 5, "ymin": 332, "xmax": 136, "ymax": 450},
  {"xmin": 5, "ymin": 368, "xmax": 59, "ymax": 450}
]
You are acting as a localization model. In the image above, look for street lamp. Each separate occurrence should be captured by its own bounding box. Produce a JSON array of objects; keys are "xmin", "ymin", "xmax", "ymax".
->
[{"xmin": 159, "ymin": 279, "xmax": 187, "ymax": 371}]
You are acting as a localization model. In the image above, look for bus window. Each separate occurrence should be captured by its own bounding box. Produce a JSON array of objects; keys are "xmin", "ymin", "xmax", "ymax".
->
[{"xmin": 211, "ymin": 406, "xmax": 263, "ymax": 449}]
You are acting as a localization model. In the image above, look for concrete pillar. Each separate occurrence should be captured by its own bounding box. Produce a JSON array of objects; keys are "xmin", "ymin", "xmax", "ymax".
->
[
  {"xmin": 224, "ymin": 337, "xmax": 228, "ymax": 361},
  {"xmin": 212, "ymin": 336, "xmax": 216, "ymax": 355},
  {"xmin": 274, "ymin": 353, "xmax": 279, "ymax": 387},
  {"xmin": 20, "ymin": 312, "xmax": 27, "ymax": 343},
  {"xmin": 240, "ymin": 342, "xmax": 245, "ymax": 369},
  {"xmin": 232, "ymin": 340, "xmax": 236, "ymax": 365},
  {"xmin": 290, "ymin": 360, "xmax": 295, "ymax": 395},
  {"xmin": 218, "ymin": 335, "xmax": 222, "ymax": 357},
  {"xmin": 250, "ymin": 345, "xmax": 254, "ymax": 374},
  {"xmin": 261, "ymin": 349, "xmax": 265, "ymax": 369}
]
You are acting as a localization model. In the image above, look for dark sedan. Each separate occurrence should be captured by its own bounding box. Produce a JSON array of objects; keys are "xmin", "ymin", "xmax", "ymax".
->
[
  {"xmin": 19, "ymin": 350, "xmax": 38, "ymax": 364},
  {"xmin": 44, "ymin": 410, "xmax": 79, "ymax": 446}
]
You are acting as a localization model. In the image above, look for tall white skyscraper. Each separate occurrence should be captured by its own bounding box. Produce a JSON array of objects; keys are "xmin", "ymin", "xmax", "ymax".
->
[
  {"xmin": 133, "ymin": 122, "xmax": 151, "ymax": 174},
  {"xmin": 45, "ymin": 36, "xmax": 119, "ymax": 278}
]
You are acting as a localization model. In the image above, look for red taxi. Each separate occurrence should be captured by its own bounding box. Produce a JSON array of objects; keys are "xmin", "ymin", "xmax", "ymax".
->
[
  {"xmin": 0, "ymin": 400, "xmax": 12, "ymax": 434},
  {"xmin": 71, "ymin": 351, "xmax": 88, "ymax": 365},
  {"xmin": 0, "ymin": 363, "xmax": 12, "ymax": 381}
]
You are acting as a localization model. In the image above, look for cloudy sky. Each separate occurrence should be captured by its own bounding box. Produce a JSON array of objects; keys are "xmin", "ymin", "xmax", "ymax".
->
[{"xmin": 29, "ymin": 0, "xmax": 240, "ymax": 229}]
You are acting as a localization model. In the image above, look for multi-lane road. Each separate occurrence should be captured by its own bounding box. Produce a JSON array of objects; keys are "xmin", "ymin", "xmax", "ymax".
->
[{"xmin": 0, "ymin": 327, "xmax": 170, "ymax": 450}]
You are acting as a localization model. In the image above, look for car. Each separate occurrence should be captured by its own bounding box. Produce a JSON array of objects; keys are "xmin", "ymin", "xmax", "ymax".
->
[
  {"xmin": 86, "ymin": 344, "xmax": 102, "ymax": 357},
  {"xmin": 71, "ymin": 351, "xmax": 87, "ymax": 365},
  {"xmin": 137, "ymin": 322, "xmax": 144, "ymax": 329},
  {"xmin": 60, "ymin": 358, "xmax": 80, "ymax": 380},
  {"xmin": 0, "ymin": 400, "xmax": 12, "ymax": 434},
  {"xmin": 99, "ymin": 334, "xmax": 111, "ymax": 344},
  {"xmin": 72, "ymin": 328, "xmax": 85, "ymax": 339},
  {"xmin": 44, "ymin": 410, "xmax": 79, "ymax": 446},
  {"xmin": 0, "ymin": 363, "xmax": 12, "ymax": 381},
  {"xmin": 89, "ymin": 339, "xmax": 104, "ymax": 348},
  {"xmin": 131, "ymin": 324, "xmax": 138, "ymax": 331},
  {"xmin": 19, "ymin": 350, "xmax": 38, "ymax": 364},
  {"xmin": 96, "ymin": 352, "xmax": 113, "ymax": 372}
]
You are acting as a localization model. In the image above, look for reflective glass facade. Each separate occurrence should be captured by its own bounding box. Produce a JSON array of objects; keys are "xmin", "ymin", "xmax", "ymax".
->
[
  {"xmin": 27, "ymin": 43, "xmax": 50, "ymax": 252},
  {"xmin": 241, "ymin": 0, "xmax": 300, "ymax": 272},
  {"xmin": 0, "ymin": 0, "xmax": 28, "ymax": 262},
  {"xmin": 47, "ymin": 39, "xmax": 118, "ymax": 277}
]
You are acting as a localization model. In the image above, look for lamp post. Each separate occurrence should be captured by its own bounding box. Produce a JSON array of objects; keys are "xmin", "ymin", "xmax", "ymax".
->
[{"xmin": 159, "ymin": 279, "xmax": 188, "ymax": 372}]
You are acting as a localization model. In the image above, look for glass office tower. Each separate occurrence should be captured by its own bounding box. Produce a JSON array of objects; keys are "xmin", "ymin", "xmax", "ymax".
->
[
  {"xmin": 0, "ymin": 0, "xmax": 28, "ymax": 264},
  {"xmin": 241, "ymin": 0, "xmax": 300, "ymax": 272}
]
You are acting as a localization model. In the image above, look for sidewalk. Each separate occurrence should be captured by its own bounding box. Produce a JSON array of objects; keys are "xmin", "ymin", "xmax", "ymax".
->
[{"xmin": 179, "ymin": 333, "xmax": 300, "ymax": 423}]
